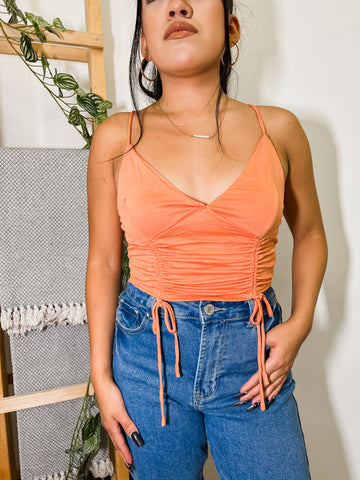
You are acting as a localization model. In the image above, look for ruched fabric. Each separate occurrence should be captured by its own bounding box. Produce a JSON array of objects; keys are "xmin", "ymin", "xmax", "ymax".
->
[{"xmin": 116, "ymin": 104, "xmax": 285, "ymax": 425}]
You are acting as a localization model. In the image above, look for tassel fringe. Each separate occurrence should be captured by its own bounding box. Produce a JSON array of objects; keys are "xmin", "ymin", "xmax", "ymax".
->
[
  {"xmin": 89, "ymin": 458, "xmax": 114, "ymax": 477},
  {"xmin": 32, "ymin": 458, "xmax": 114, "ymax": 480},
  {"xmin": 34, "ymin": 470, "xmax": 70, "ymax": 480},
  {"xmin": 0, "ymin": 302, "xmax": 87, "ymax": 336}
]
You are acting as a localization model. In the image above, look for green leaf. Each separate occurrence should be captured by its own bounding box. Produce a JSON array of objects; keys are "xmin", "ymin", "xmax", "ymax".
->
[
  {"xmin": 19, "ymin": 33, "xmax": 38, "ymax": 63},
  {"xmin": 33, "ymin": 24, "xmax": 46, "ymax": 43},
  {"xmin": 44, "ymin": 26, "xmax": 61, "ymax": 39},
  {"xmin": 95, "ymin": 113, "xmax": 108, "ymax": 125},
  {"xmin": 24, "ymin": 11, "xmax": 37, "ymax": 23},
  {"xmin": 5, "ymin": 0, "xmax": 27, "ymax": 24},
  {"xmin": 82, "ymin": 434, "xmax": 100, "ymax": 456},
  {"xmin": 87, "ymin": 93, "xmax": 103, "ymax": 107},
  {"xmin": 97, "ymin": 100, "xmax": 113, "ymax": 113},
  {"xmin": 35, "ymin": 16, "xmax": 52, "ymax": 28},
  {"xmin": 53, "ymin": 73, "xmax": 79, "ymax": 91},
  {"xmin": 53, "ymin": 17, "xmax": 66, "ymax": 32},
  {"xmin": 74, "ymin": 88, "xmax": 86, "ymax": 98},
  {"xmin": 24, "ymin": 13, "xmax": 46, "ymax": 42},
  {"xmin": 40, "ymin": 54, "xmax": 49, "ymax": 79},
  {"xmin": 68, "ymin": 106, "xmax": 83, "ymax": 126},
  {"xmin": 81, "ymin": 412, "xmax": 100, "ymax": 442},
  {"xmin": 80, "ymin": 118, "xmax": 92, "ymax": 145},
  {"xmin": 77, "ymin": 94, "xmax": 98, "ymax": 117}
]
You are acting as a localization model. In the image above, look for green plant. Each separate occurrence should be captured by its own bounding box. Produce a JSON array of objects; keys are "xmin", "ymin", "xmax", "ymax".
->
[
  {"xmin": 64, "ymin": 239, "xmax": 130, "ymax": 478},
  {"xmin": 65, "ymin": 379, "xmax": 102, "ymax": 480},
  {"xmin": 1, "ymin": 3, "xmax": 131, "ymax": 476},
  {"xmin": 0, "ymin": 0, "xmax": 113, "ymax": 148}
]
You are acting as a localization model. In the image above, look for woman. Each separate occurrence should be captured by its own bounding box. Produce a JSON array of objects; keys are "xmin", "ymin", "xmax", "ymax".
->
[{"xmin": 85, "ymin": 0, "xmax": 327, "ymax": 478}]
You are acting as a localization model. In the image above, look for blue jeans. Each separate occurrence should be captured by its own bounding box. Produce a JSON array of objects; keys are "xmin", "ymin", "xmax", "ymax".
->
[{"xmin": 112, "ymin": 282, "xmax": 311, "ymax": 480}]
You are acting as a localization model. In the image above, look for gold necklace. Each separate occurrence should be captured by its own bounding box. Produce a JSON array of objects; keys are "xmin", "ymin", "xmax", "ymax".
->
[{"xmin": 157, "ymin": 101, "xmax": 226, "ymax": 139}]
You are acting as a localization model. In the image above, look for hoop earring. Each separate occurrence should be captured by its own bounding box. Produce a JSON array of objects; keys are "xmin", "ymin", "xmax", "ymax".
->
[
  {"xmin": 140, "ymin": 58, "xmax": 159, "ymax": 82},
  {"xmin": 220, "ymin": 43, "xmax": 240, "ymax": 67}
]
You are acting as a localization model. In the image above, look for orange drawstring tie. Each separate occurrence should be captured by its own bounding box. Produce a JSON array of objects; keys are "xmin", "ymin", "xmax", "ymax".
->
[
  {"xmin": 151, "ymin": 298, "xmax": 181, "ymax": 427},
  {"xmin": 249, "ymin": 294, "xmax": 274, "ymax": 411},
  {"xmin": 151, "ymin": 294, "xmax": 273, "ymax": 425}
]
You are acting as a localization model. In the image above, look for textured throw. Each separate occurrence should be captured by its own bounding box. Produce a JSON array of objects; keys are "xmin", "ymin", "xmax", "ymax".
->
[{"xmin": 0, "ymin": 147, "xmax": 114, "ymax": 479}]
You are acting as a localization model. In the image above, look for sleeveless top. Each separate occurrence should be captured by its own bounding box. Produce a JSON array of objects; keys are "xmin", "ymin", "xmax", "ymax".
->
[{"xmin": 117, "ymin": 104, "xmax": 285, "ymax": 426}]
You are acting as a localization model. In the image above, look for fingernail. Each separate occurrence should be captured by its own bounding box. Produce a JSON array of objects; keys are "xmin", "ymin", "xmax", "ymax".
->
[
  {"xmin": 233, "ymin": 399, "xmax": 250, "ymax": 407},
  {"xmin": 246, "ymin": 401, "xmax": 260, "ymax": 412},
  {"xmin": 131, "ymin": 430, "xmax": 145, "ymax": 446},
  {"xmin": 125, "ymin": 461, "xmax": 136, "ymax": 473},
  {"xmin": 266, "ymin": 396, "xmax": 277, "ymax": 409},
  {"xmin": 233, "ymin": 391, "xmax": 248, "ymax": 399}
]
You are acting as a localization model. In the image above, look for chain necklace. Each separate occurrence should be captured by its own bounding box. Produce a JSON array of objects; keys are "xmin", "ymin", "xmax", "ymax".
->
[{"xmin": 157, "ymin": 100, "xmax": 226, "ymax": 140}]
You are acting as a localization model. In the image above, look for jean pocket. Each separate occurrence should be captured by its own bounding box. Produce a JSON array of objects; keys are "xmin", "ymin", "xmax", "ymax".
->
[
  {"xmin": 246, "ymin": 300, "xmax": 283, "ymax": 350},
  {"xmin": 115, "ymin": 295, "xmax": 151, "ymax": 334},
  {"xmin": 264, "ymin": 301, "xmax": 283, "ymax": 350}
]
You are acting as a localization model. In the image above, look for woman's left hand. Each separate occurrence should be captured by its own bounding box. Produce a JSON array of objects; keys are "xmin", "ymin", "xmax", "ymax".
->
[{"xmin": 239, "ymin": 318, "xmax": 306, "ymax": 406}]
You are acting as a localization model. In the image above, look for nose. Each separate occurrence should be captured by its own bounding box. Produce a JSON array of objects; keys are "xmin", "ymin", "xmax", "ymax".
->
[{"xmin": 168, "ymin": 0, "xmax": 193, "ymax": 18}]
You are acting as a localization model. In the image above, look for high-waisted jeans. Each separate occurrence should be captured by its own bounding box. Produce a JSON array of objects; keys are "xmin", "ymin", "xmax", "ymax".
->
[{"xmin": 112, "ymin": 281, "xmax": 311, "ymax": 480}]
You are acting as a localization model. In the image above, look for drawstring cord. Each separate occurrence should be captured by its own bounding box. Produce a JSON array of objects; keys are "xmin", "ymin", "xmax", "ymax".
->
[
  {"xmin": 152, "ymin": 298, "xmax": 181, "ymax": 427},
  {"xmin": 249, "ymin": 294, "xmax": 274, "ymax": 411},
  {"xmin": 151, "ymin": 293, "xmax": 273, "ymax": 425}
]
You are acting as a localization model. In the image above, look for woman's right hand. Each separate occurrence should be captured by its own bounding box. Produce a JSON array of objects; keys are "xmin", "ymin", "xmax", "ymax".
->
[{"xmin": 93, "ymin": 376, "xmax": 144, "ymax": 467}]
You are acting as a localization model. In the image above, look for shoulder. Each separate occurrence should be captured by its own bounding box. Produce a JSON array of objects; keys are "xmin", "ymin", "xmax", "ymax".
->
[
  {"xmin": 257, "ymin": 105, "xmax": 310, "ymax": 153},
  {"xmin": 256, "ymin": 105, "xmax": 311, "ymax": 180},
  {"xmin": 91, "ymin": 111, "xmax": 131, "ymax": 148},
  {"xmin": 88, "ymin": 111, "xmax": 133, "ymax": 167}
]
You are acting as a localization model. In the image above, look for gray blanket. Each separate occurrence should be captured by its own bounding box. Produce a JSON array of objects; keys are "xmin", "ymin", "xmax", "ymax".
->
[{"xmin": 0, "ymin": 147, "xmax": 113, "ymax": 479}]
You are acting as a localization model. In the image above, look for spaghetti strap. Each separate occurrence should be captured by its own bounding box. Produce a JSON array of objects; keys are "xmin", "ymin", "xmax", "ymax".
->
[
  {"xmin": 127, "ymin": 110, "xmax": 135, "ymax": 145},
  {"xmin": 248, "ymin": 104, "xmax": 266, "ymax": 135}
]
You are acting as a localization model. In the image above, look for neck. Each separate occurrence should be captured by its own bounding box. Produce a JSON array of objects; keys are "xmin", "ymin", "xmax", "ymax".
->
[{"xmin": 157, "ymin": 69, "xmax": 227, "ymax": 118}]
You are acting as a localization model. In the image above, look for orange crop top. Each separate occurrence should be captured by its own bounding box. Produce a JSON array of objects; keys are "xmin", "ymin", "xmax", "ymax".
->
[{"xmin": 116, "ymin": 104, "xmax": 285, "ymax": 426}]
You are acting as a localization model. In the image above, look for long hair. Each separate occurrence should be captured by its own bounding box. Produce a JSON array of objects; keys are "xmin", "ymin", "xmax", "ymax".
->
[{"xmin": 127, "ymin": 0, "xmax": 237, "ymax": 153}]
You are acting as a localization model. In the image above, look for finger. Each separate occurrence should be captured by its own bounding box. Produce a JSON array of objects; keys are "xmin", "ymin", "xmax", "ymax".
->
[
  {"xmin": 252, "ymin": 373, "xmax": 288, "ymax": 403},
  {"xmin": 239, "ymin": 354, "xmax": 285, "ymax": 397},
  {"xmin": 236, "ymin": 368, "xmax": 286, "ymax": 404},
  {"xmin": 266, "ymin": 376, "xmax": 288, "ymax": 401},
  {"xmin": 239, "ymin": 370, "xmax": 260, "ymax": 395},
  {"xmin": 237, "ymin": 368, "xmax": 277, "ymax": 402},
  {"xmin": 108, "ymin": 422, "xmax": 134, "ymax": 465},
  {"xmin": 119, "ymin": 413, "xmax": 145, "ymax": 447}
]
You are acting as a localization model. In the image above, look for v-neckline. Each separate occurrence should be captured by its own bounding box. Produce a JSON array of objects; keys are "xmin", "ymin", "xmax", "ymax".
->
[{"xmin": 128, "ymin": 133, "xmax": 267, "ymax": 208}]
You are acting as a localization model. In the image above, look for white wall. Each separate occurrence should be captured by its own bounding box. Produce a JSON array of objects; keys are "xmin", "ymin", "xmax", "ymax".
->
[{"xmin": 1, "ymin": 1, "xmax": 359, "ymax": 478}]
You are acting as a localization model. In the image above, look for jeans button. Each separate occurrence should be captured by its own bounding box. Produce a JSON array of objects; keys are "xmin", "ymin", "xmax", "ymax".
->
[{"xmin": 204, "ymin": 303, "xmax": 215, "ymax": 315}]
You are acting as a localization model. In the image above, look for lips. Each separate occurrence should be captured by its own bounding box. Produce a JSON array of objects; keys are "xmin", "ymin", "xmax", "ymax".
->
[{"xmin": 164, "ymin": 21, "xmax": 198, "ymax": 40}]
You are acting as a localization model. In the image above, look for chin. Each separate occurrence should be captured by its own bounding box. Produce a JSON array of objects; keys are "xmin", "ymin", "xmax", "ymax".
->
[{"xmin": 164, "ymin": 52, "xmax": 201, "ymax": 70}]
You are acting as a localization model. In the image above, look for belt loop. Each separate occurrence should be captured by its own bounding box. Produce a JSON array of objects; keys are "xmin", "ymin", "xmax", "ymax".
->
[{"xmin": 247, "ymin": 297, "xmax": 255, "ymax": 319}]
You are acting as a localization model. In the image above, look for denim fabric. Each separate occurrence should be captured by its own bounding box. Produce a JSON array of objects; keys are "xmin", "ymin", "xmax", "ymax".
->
[{"xmin": 112, "ymin": 282, "xmax": 311, "ymax": 480}]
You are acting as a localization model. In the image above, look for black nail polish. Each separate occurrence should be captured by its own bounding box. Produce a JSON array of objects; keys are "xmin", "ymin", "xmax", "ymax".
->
[
  {"xmin": 246, "ymin": 401, "xmax": 260, "ymax": 412},
  {"xmin": 266, "ymin": 396, "xmax": 276, "ymax": 409},
  {"xmin": 131, "ymin": 430, "xmax": 145, "ymax": 446},
  {"xmin": 125, "ymin": 462, "xmax": 136, "ymax": 473},
  {"xmin": 233, "ymin": 399, "xmax": 250, "ymax": 407},
  {"xmin": 233, "ymin": 391, "xmax": 248, "ymax": 399}
]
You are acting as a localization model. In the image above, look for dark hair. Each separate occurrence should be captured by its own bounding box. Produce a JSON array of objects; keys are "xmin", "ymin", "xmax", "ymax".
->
[{"xmin": 126, "ymin": 0, "xmax": 238, "ymax": 154}]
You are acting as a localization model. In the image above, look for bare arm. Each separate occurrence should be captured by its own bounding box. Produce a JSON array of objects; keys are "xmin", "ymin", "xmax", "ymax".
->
[
  {"xmin": 282, "ymin": 111, "xmax": 328, "ymax": 337},
  {"xmin": 86, "ymin": 114, "xmax": 124, "ymax": 385},
  {"xmin": 85, "ymin": 112, "xmax": 140, "ymax": 466},
  {"xmin": 240, "ymin": 108, "xmax": 328, "ymax": 403}
]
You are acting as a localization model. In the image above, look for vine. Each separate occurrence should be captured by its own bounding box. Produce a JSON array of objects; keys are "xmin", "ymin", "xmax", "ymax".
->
[
  {"xmin": 0, "ymin": 2, "xmax": 132, "ymax": 477},
  {"xmin": 0, "ymin": 0, "xmax": 113, "ymax": 148}
]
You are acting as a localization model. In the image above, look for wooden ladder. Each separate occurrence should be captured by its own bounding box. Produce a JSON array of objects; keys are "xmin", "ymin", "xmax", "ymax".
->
[{"xmin": 0, "ymin": 1, "xmax": 128, "ymax": 478}]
